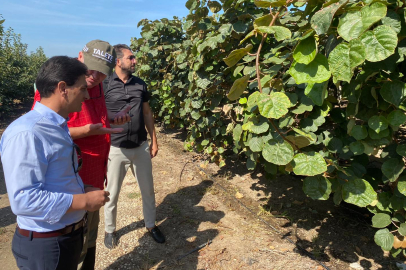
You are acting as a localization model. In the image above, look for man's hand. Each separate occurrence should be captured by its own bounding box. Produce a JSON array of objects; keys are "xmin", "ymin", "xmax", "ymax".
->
[
  {"xmin": 110, "ymin": 105, "xmax": 131, "ymax": 125},
  {"xmin": 85, "ymin": 186, "xmax": 100, "ymax": 193},
  {"xmin": 150, "ymin": 142, "xmax": 158, "ymax": 158},
  {"xmin": 86, "ymin": 123, "xmax": 124, "ymax": 136},
  {"xmin": 84, "ymin": 190, "xmax": 110, "ymax": 212}
]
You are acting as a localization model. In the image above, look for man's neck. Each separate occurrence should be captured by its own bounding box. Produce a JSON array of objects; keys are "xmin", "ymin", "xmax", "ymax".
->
[
  {"xmin": 116, "ymin": 69, "xmax": 132, "ymax": 83},
  {"xmin": 40, "ymin": 97, "xmax": 68, "ymax": 119}
]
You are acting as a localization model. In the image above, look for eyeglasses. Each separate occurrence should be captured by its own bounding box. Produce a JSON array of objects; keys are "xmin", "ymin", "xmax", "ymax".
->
[
  {"xmin": 89, "ymin": 83, "xmax": 102, "ymax": 99},
  {"xmin": 72, "ymin": 143, "xmax": 83, "ymax": 174},
  {"xmin": 125, "ymin": 56, "xmax": 136, "ymax": 61}
]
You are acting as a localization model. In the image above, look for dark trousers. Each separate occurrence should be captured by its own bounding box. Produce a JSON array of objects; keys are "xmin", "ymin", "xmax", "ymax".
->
[{"xmin": 12, "ymin": 227, "xmax": 84, "ymax": 270}]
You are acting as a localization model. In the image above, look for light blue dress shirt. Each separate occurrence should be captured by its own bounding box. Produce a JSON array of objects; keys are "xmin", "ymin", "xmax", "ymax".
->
[{"xmin": 0, "ymin": 102, "xmax": 86, "ymax": 232}]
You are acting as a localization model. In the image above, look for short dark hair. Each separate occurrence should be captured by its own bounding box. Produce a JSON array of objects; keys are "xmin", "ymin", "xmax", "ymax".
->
[
  {"xmin": 36, "ymin": 56, "xmax": 88, "ymax": 98},
  {"xmin": 113, "ymin": 44, "xmax": 132, "ymax": 59}
]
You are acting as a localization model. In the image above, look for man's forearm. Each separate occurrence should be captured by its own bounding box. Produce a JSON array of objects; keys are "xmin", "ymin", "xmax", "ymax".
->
[
  {"xmin": 69, "ymin": 126, "xmax": 89, "ymax": 140},
  {"xmin": 67, "ymin": 194, "xmax": 87, "ymax": 212},
  {"xmin": 144, "ymin": 113, "xmax": 157, "ymax": 144}
]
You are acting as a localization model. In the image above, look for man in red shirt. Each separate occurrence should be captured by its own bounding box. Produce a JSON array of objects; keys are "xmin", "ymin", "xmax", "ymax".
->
[{"xmin": 32, "ymin": 40, "xmax": 130, "ymax": 270}]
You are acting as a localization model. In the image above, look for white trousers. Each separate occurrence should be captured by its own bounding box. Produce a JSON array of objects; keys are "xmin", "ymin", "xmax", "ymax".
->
[{"xmin": 104, "ymin": 143, "xmax": 156, "ymax": 233}]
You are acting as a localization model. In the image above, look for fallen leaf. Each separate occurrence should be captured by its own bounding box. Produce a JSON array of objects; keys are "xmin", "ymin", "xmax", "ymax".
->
[
  {"xmin": 269, "ymin": 246, "xmax": 275, "ymax": 249},
  {"xmin": 355, "ymin": 246, "xmax": 362, "ymax": 255},
  {"xmin": 292, "ymin": 200, "xmax": 304, "ymax": 205},
  {"xmin": 200, "ymin": 163, "xmax": 208, "ymax": 169},
  {"xmin": 235, "ymin": 192, "xmax": 244, "ymax": 199},
  {"xmin": 199, "ymin": 171, "xmax": 206, "ymax": 176}
]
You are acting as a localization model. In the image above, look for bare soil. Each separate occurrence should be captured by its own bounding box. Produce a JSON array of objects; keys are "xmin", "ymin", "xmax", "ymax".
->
[{"xmin": 0, "ymin": 105, "xmax": 402, "ymax": 269}]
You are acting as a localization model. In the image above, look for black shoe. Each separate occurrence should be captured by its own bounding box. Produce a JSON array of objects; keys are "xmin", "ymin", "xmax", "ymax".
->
[
  {"xmin": 148, "ymin": 226, "xmax": 165, "ymax": 243},
  {"xmin": 104, "ymin": 232, "xmax": 118, "ymax": 249}
]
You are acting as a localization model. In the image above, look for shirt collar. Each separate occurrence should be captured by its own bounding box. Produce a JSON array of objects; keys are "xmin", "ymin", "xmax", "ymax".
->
[
  {"xmin": 33, "ymin": 102, "xmax": 68, "ymax": 127},
  {"xmin": 112, "ymin": 71, "xmax": 134, "ymax": 84}
]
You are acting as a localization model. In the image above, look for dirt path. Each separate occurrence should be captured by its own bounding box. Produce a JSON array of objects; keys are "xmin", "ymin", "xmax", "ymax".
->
[{"xmin": 0, "ymin": 118, "xmax": 396, "ymax": 269}]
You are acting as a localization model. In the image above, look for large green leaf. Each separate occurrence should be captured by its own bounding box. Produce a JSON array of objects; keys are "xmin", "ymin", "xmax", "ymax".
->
[
  {"xmin": 227, "ymin": 75, "xmax": 250, "ymax": 101},
  {"xmin": 224, "ymin": 44, "xmax": 254, "ymax": 67},
  {"xmin": 257, "ymin": 92, "xmax": 291, "ymax": 119},
  {"xmin": 380, "ymin": 81, "xmax": 406, "ymax": 108},
  {"xmin": 304, "ymin": 81, "xmax": 327, "ymax": 106},
  {"xmin": 397, "ymin": 145, "xmax": 406, "ymax": 157},
  {"xmin": 262, "ymin": 139, "xmax": 294, "ymax": 165},
  {"xmin": 374, "ymin": 229, "xmax": 394, "ymax": 251},
  {"xmin": 310, "ymin": 0, "xmax": 348, "ymax": 35},
  {"xmin": 368, "ymin": 115, "xmax": 388, "ymax": 133},
  {"xmin": 372, "ymin": 213, "xmax": 392, "ymax": 228},
  {"xmin": 254, "ymin": 0, "xmax": 286, "ymax": 8},
  {"xmin": 382, "ymin": 10, "xmax": 401, "ymax": 34},
  {"xmin": 254, "ymin": 14, "xmax": 273, "ymax": 29},
  {"xmin": 338, "ymin": 2, "xmax": 387, "ymax": 41},
  {"xmin": 350, "ymin": 125, "xmax": 368, "ymax": 140},
  {"xmin": 289, "ymin": 54, "xmax": 331, "ymax": 84},
  {"xmin": 328, "ymin": 39, "xmax": 365, "ymax": 83},
  {"xmin": 303, "ymin": 175, "xmax": 332, "ymax": 200},
  {"xmin": 292, "ymin": 152, "xmax": 327, "ymax": 176},
  {"xmin": 360, "ymin": 26, "xmax": 398, "ymax": 62},
  {"xmin": 293, "ymin": 36, "xmax": 317, "ymax": 64},
  {"xmin": 382, "ymin": 158, "xmax": 404, "ymax": 182},
  {"xmin": 256, "ymin": 26, "xmax": 292, "ymax": 41},
  {"xmin": 342, "ymin": 178, "xmax": 377, "ymax": 207},
  {"xmin": 248, "ymin": 137, "xmax": 264, "ymax": 152},
  {"xmin": 387, "ymin": 110, "xmax": 406, "ymax": 127}
]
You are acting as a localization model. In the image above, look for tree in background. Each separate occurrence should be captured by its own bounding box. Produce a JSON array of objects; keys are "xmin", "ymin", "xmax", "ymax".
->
[{"xmin": 0, "ymin": 16, "xmax": 47, "ymax": 117}]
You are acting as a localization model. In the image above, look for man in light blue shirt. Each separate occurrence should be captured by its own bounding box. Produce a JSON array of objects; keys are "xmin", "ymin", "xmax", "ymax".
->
[{"xmin": 0, "ymin": 56, "xmax": 110, "ymax": 270}]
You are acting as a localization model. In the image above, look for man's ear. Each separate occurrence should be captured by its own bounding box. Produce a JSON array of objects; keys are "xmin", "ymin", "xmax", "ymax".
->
[
  {"xmin": 56, "ymin": 81, "xmax": 67, "ymax": 97},
  {"xmin": 78, "ymin": 51, "xmax": 84, "ymax": 63}
]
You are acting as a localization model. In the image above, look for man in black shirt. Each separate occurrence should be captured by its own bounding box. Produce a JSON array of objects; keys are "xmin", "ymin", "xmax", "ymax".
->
[{"xmin": 103, "ymin": 44, "xmax": 165, "ymax": 248}]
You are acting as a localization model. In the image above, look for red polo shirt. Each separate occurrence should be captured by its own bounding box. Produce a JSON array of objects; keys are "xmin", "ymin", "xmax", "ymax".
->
[{"xmin": 31, "ymin": 85, "xmax": 110, "ymax": 189}]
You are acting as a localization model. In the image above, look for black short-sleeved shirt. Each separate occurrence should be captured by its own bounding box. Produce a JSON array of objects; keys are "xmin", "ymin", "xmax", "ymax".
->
[{"xmin": 104, "ymin": 72, "xmax": 150, "ymax": 148}]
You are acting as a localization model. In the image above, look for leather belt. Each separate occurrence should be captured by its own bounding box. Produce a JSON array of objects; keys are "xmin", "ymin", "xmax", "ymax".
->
[{"xmin": 18, "ymin": 218, "xmax": 85, "ymax": 238}]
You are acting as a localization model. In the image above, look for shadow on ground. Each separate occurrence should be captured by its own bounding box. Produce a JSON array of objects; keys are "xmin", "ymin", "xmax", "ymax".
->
[
  {"xmin": 106, "ymin": 180, "xmax": 225, "ymax": 270},
  {"xmin": 212, "ymin": 157, "xmax": 393, "ymax": 270}
]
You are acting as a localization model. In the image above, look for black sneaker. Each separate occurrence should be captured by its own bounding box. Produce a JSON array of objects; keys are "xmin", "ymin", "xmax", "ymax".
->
[
  {"xmin": 104, "ymin": 232, "xmax": 118, "ymax": 249},
  {"xmin": 148, "ymin": 226, "xmax": 165, "ymax": 243}
]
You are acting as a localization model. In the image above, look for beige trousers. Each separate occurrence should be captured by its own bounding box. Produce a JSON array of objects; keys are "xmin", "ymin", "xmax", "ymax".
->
[{"xmin": 104, "ymin": 143, "xmax": 156, "ymax": 233}]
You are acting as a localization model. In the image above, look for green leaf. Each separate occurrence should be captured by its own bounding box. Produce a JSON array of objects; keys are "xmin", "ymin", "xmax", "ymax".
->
[
  {"xmin": 338, "ymin": 2, "xmax": 387, "ymax": 41},
  {"xmin": 342, "ymin": 178, "xmax": 377, "ymax": 207},
  {"xmin": 374, "ymin": 229, "xmax": 394, "ymax": 251},
  {"xmin": 285, "ymin": 135, "xmax": 311, "ymax": 149},
  {"xmin": 380, "ymin": 81, "xmax": 406, "ymax": 108},
  {"xmin": 257, "ymin": 26, "xmax": 292, "ymax": 41},
  {"xmin": 303, "ymin": 175, "xmax": 332, "ymax": 200},
  {"xmin": 360, "ymin": 26, "xmax": 398, "ymax": 62},
  {"xmin": 305, "ymin": 81, "xmax": 327, "ymax": 106},
  {"xmin": 254, "ymin": 0, "xmax": 287, "ymax": 8},
  {"xmin": 262, "ymin": 139, "xmax": 294, "ymax": 165},
  {"xmin": 382, "ymin": 10, "xmax": 402, "ymax": 34},
  {"xmin": 350, "ymin": 125, "xmax": 368, "ymax": 140},
  {"xmin": 328, "ymin": 39, "xmax": 366, "ymax": 83},
  {"xmin": 310, "ymin": 0, "xmax": 348, "ymax": 35},
  {"xmin": 201, "ymin": 139, "xmax": 210, "ymax": 146},
  {"xmin": 372, "ymin": 213, "xmax": 392, "ymax": 228},
  {"xmin": 397, "ymin": 145, "xmax": 406, "ymax": 157},
  {"xmin": 247, "ymin": 91, "xmax": 261, "ymax": 110},
  {"xmin": 254, "ymin": 14, "xmax": 273, "ymax": 29},
  {"xmin": 293, "ymin": 36, "xmax": 317, "ymax": 64},
  {"xmin": 388, "ymin": 110, "xmax": 406, "ymax": 127},
  {"xmin": 227, "ymin": 75, "xmax": 250, "ymax": 101},
  {"xmin": 257, "ymin": 92, "xmax": 291, "ymax": 119},
  {"xmin": 251, "ymin": 122, "xmax": 270, "ymax": 134},
  {"xmin": 224, "ymin": 44, "xmax": 254, "ymax": 67},
  {"xmin": 191, "ymin": 100, "xmax": 203, "ymax": 109},
  {"xmin": 368, "ymin": 115, "xmax": 388, "ymax": 133},
  {"xmin": 233, "ymin": 21, "xmax": 248, "ymax": 33},
  {"xmin": 289, "ymin": 54, "xmax": 331, "ymax": 84},
  {"xmin": 349, "ymin": 141, "xmax": 365, "ymax": 155},
  {"xmin": 292, "ymin": 152, "xmax": 327, "ymax": 176},
  {"xmin": 191, "ymin": 110, "xmax": 201, "ymax": 120},
  {"xmin": 382, "ymin": 158, "xmax": 404, "ymax": 182},
  {"xmin": 399, "ymin": 223, "xmax": 406, "ymax": 236},
  {"xmin": 233, "ymin": 124, "xmax": 243, "ymax": 141},
  {"xmin": 248, "ymin": 137, "xmax": 263, "ymax": 152},
  {"xmin": 207, "ymin": 1, "xmax": 222, "ymax": 13}
]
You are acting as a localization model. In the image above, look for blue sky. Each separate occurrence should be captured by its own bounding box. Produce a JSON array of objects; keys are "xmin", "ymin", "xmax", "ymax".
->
[{"xmin": 1, "ymin": 0, "xmax": 191, "ymax": 57}]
